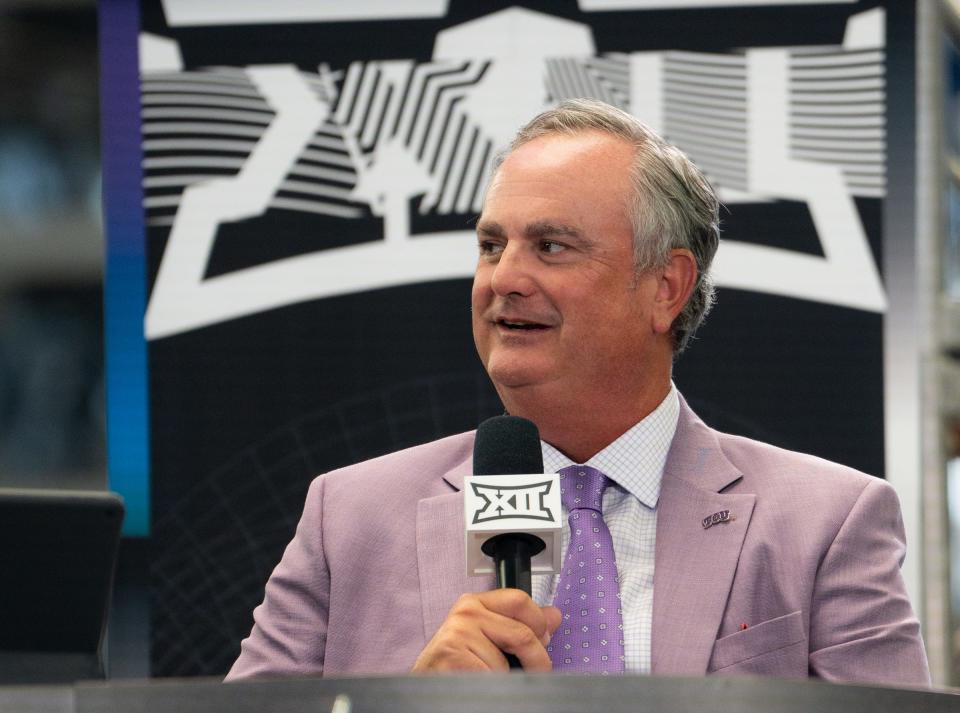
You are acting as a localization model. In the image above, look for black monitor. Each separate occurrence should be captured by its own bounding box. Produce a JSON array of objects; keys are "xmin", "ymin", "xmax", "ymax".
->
[{"xmin": 0, "ymin": 488, "xmax": 124, "ymax": 684}]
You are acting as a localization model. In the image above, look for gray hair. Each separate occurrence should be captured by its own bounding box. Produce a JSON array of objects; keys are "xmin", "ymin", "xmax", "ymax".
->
[{"xmin": 496, "ymin": 98, "xmax": 721, "ymax": 355}]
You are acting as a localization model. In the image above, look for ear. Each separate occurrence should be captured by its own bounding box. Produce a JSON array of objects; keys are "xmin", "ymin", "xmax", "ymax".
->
[{"xmin": 651, "ymin": 248, "xmax": 698, "ymax": 336}]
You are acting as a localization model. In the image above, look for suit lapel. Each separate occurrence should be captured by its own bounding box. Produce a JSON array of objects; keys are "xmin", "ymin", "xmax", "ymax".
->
[
  {"xmin": 415, "ymin": 450, "xmax": 495, "ymax": 640},
  {"xmin": 651, "ymin": 400, "xmax": 756, "ymax": 675}
]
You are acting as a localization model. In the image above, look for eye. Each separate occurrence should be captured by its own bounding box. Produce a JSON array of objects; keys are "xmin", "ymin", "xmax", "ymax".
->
[
  {"xmin": 478, "ymin": 240, "xmax": 505, "ymax": 256},
  {"xmin": 540, "ymin": 240, "xmax": 566, "ymax": 254}
]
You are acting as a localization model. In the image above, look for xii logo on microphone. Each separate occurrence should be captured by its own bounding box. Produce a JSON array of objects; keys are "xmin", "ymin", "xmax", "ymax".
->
[{"xmin": 469, "ymin": 480, "xmax": 556, "ymax": 524}]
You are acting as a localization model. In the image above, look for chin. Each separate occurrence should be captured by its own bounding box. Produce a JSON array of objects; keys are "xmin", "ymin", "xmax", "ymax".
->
[
  {"xmin": 486, "ymin": 359, "xmax": 557, "ymax": 394},
  {"xmin": 486, "ymin": 364, "xmax": 541, "ymax": 391},
  {"xmin": 489, "ymin": 372, "xmax": 535, "ymax": 390}
]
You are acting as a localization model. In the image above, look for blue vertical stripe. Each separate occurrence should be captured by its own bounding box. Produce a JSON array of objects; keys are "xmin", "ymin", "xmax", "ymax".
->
[{"xmin": 100, "ymin": 0, "xmax": 149, "ymax": 536}]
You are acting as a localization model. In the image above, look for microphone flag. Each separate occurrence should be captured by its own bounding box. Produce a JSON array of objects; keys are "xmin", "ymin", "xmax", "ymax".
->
[{"xmin": 464, "ymin": 473, "xmax": 562, "ymax": 577}]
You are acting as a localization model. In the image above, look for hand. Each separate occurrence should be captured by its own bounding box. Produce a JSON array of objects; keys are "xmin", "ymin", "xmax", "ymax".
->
[{"xmin": 412, "ymin": 589, "xmax": 562, "ymax": 673}]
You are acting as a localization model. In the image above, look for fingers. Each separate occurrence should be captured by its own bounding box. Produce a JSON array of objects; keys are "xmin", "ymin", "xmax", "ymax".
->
[
  {"xmin": 475, "ymin": 596, "xmax": 552, "ymax": 672},
  {"xmin": 411, "ymin": 589, "xmax": 557, "ymax": 673},
  {"xmin": 542, "ymin": 605, "xmax": 562, "ymax": 639},
  {"xmin": 476, "ymin": 588, "xmax": 555, "ymax": 645}
]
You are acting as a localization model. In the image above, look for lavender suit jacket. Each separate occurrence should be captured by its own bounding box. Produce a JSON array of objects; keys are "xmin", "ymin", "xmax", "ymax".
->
[{"xmin": 227, "ymin": 399, "xmax": 930, "ymax": 685}]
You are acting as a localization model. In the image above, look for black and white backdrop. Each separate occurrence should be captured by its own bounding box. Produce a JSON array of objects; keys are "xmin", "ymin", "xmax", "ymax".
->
[{"xmin": 123, "ymin": 0, "xmax": 909, "ymax": 675}]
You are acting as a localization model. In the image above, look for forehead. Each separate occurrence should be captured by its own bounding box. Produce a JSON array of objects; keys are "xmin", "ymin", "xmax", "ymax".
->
[
  {"xmin": 498, "ymin": 130, "xmax": 633, "ymax": 175},
  {"xmin": 481, "ymin": 131, "xmax": 634, "ymax": 232}
]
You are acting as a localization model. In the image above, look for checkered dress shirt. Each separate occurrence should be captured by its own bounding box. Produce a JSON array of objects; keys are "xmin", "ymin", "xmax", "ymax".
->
[{"xmin": 532, "ymin": 384, "xmax": 679, "ymax": 674}]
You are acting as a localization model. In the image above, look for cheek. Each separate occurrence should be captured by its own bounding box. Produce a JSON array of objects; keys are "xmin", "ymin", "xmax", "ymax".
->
[
  {"xmin": 566, "ymin": 292, "xmax": 648, "ymax": 351},
  {"xmin": 471, "ymin": 267, "xmax": 491, "ymax": 306},
  {"xmin": 470, "ymin": 279, "xmax": 489, "ymax": 349},
  {"xmin": 470, "ymin": 290, "xmax": 487, "ymax": 330}
]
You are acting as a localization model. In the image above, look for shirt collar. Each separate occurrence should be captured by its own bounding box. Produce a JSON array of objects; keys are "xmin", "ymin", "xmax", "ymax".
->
[{"xmin": 540, "ymin": 383, "xmax": 679, "ymax": 509}]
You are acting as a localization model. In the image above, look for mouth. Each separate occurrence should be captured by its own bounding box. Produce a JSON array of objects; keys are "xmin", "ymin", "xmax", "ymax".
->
[{"xmin": 495, "ymin": 318, "xmax": 551, "ymax": 332}]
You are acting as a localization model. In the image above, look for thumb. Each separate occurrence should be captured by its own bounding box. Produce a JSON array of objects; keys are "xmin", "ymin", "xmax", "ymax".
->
[{"xmin": 541, "ymin": 606, "xmax": 563, "ymax": 645}]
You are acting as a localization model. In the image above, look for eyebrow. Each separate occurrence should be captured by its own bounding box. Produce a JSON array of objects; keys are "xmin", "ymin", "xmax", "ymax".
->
[
  {"xmin": 476, "ymin": 220, "xmax": 585, "ymax": 241},
  {"xmin": 526, "ymin": 221, "xmax": 583, "ymax": 240},
  {"xmin": 476, "ymin": 220, "xmax": 505, "ymax": 239}
]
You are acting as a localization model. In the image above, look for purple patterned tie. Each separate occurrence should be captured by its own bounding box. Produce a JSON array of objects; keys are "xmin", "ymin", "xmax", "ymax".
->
[{"xmin": 547, "ymin": 465, "xmax": 625, "ymax": 674}]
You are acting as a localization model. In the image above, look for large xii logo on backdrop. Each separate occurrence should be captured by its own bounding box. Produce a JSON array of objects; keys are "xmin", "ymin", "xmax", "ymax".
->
[{"xmin": 141, "ymin": 3, "xmax": 888, "ymax": 340}]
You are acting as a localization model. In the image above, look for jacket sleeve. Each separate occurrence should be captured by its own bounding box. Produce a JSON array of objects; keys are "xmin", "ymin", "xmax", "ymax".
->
[
  {"xmin": 807, "ymin": 477, "xmax": 930, "ymax": 686},
  {"xmin": 225, "ymin": 476, "xmax": 330, "ymax": 680}
]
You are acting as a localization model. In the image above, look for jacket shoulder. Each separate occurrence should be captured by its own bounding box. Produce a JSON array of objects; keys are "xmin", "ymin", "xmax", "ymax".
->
[
  {"xmin": 713, "ymin": 429, "xmax": 891, "ymax": 509},
  {"xmin": 316, "ymin": 430, "xmax": 475, "ymax": 500}
]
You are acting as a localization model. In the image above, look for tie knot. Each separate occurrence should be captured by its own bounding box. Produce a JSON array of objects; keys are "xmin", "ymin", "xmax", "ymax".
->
[{"xmin": 558, "ymin": 465, "xmax": 608, "ymax": 513}]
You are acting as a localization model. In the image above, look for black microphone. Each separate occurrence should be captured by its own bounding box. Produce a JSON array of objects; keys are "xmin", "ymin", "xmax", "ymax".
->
[
  {"xmin": 471, "ymin": 415, "xmax": 550, "ymax": 670},
  {"xmin": 473, "ymin": 416, "xmax": 548, "ymax": 595}
]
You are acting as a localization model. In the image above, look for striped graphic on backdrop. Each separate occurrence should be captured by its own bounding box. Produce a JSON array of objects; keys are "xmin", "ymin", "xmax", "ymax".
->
[
  {"xmin": 139, "ymin": 48, "xmax": 886, "ymax": 227},
  {"xmin": 545, "ymin": 54, "xmax": 630, "ymax": 110},
  {"xmin": 789, "ymin": 47, "xmax": 885, "ymax": 198},
  {"xmin": 663, "ymin": 51, "xmax": 749, "ymax": 192},
  {"xmin": 141, "ymin": 67, "xmax": 366, "ymax": 226},
  {"xmin": 332, "ymin": 59, "xmax": 492, "ymax": 215}
]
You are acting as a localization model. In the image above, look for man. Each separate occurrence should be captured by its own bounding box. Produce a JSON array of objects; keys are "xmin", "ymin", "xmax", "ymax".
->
[{"xmin": 227, "ymin": 99, "xmax": 929, "ymax": 684}]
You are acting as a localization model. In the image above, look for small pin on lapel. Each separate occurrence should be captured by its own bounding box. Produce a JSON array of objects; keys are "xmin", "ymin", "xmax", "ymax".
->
[{"xmin": 702, "ymin": 509, "xmax": 732, "ymax": 529}]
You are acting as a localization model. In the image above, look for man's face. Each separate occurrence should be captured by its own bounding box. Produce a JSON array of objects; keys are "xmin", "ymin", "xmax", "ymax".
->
[{"xmin": 472, "ymin": 131, "xmax": 662, "ymax": 410}]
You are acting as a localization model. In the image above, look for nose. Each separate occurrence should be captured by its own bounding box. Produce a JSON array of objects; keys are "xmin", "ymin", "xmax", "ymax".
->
[{"xmin": 489, "ymin": 242, "xmax": 537, "ymax": 297}]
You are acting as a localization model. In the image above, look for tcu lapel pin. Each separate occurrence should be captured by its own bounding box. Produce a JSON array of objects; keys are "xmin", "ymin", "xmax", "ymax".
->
[{"xmin": 702, "ymin": 510, "xmax": 733, "ymax": 529}]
